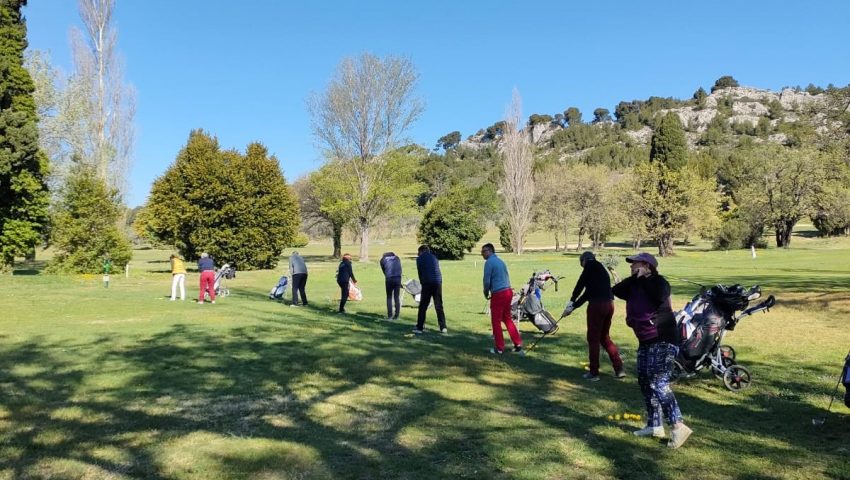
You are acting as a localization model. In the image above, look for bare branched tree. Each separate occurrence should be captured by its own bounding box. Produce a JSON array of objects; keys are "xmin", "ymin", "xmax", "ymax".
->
[
  {"xmin": 308, "ymin": 53, "xmax": 424, "ymax": 261},
  {"xmin": 69, "ymin": 0, "xmax": 135, "ymax": 199},
  {"xmin": 499, "ymin": 89, "xmax": 535, "ymax": 255}
]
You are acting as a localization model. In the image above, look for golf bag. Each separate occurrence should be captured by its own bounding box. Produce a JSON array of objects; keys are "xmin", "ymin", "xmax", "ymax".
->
[
  {"xmin": 511, "ymin": 271, "xmax": 561, "ymax": 334},
  {"xmin": 268, "ymin": 275, "xmax": 289, "ymax": 300},
  {"xmin": 843, "ymin": 352, "xmax": 850, "ymax": 408},
  {"xmin": 674, "ymin": 283, "xmax": 775, "ymax": 391},
  {"xmin": 403, "ymin": 278, "xmax": 422, "ymax": 304},
  {"xmin": 205, "ymin": 263, "xmax": 236, "ymax": 300}
]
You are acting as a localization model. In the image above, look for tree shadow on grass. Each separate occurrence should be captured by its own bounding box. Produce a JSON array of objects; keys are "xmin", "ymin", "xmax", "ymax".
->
[{"xmin": 1, "ymin": 305, "xmax": 848, "ymax": 479}]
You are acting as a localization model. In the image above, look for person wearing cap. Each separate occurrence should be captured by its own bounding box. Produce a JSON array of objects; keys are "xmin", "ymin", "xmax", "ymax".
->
[
  {"xmin": 612, "ymin": 252, "xmax": 692, "ymax": 449},
  {"xmin": 336, "ymin": 253, "xmax": 356, "ymax": 314},
  {"xmin": 197, "ymin": 252, "xmax": 216, "ymax": 304},
  {"xmin": 562, "ymin": 251, "xmax": 624, "ymax": 380},
  {"xmin": 481, "ymin": 243, "xmax": 523, "ymax": 355},
  {"xmin": 413, "ymin": 245, "xmax": 447, "ymax": 334},
  {"xmin": 169, "ymin": 253, "xmax": 186, "ymax": 301},
  {"xmin": 380, "ymin": 251, "xmax": 403, "ymax": 320},
  {"xmin": 289, "ymin": 251, "xmax": 309, "ymax": 307}
]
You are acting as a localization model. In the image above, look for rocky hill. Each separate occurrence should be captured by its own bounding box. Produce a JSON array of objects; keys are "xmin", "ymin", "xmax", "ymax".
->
[{"xmin": 460, "ymin": 84, "xmax": 850, "ymax": 160}]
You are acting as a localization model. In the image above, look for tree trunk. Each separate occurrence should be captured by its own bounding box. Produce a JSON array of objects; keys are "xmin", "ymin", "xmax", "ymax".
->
[
  {"xmin": 576, "ymin": 227, "xmax": 584, "ymax": 252},
  {"xmin": 554, "ymin": 232, "xmax": 560, "ymax": 252},
  {"xmin": 331, "ymin": 223, "xmax": 342, "ymax": 259},
  {"xmin": 359, "ymin": 219, "xmax": 370, "ymax": 261},
  {"xmin": 657, "ymin": 234, "xmax": 674, "ymax": 257},
  {"xmin": 775, "ymin": 221, "xmax": 794, "ymax": 248},
  {"xmin": 563, "ymin": 226, "xmax": 569, "ymax": 252}
]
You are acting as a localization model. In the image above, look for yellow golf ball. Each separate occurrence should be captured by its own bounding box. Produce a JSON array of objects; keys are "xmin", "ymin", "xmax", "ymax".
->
[{"xmin": 614, "ymin": 414, "xmax": 621, "ymax": 421}]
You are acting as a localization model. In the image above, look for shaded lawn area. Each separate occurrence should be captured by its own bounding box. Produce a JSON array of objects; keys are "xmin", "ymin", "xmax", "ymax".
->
[{"xmin": 1, "ymin": 240, "xmax": 849, "ymax": 479}]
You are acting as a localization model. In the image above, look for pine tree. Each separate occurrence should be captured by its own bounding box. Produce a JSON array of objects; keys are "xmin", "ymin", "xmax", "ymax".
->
[
  {"xmin": 0, "ymin": 0, "xmax": 50, "ymax": 267},
  {"xmin": 47, "ymin": 165, "xmax": 132, "ymax": 273}
]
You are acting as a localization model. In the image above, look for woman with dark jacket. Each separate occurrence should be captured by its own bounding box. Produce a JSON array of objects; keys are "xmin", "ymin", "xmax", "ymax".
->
[
  {"xmin": 612, "ymin": 252, "xmax": 692, "ymax": 449},
  {"xmin": 336, "ymin": 253, "xmax": 356, "ymax": 314}
]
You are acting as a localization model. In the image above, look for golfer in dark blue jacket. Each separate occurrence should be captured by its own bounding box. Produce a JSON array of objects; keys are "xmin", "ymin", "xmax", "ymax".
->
[
  {"xmin": 336, "ymin": 253, "xmax": 356, "ymax": 313},
  {"xmin": 380, "ymin": 251, "xmax": 402, "ymax": 320},
  {"xmin": 414, "ymin": 245, "xmax": 447, "ymax": 334}
]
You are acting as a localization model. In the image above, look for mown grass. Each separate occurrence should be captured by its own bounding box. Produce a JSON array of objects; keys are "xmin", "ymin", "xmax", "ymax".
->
[{"xmin": 1, "ymin": 229, "xmax": 848, "ymax": 479}]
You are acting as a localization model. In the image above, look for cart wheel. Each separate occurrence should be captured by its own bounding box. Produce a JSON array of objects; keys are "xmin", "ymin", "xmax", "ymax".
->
[
  {"xmin": 719, "ymin": 345, "xmax": 736, "ymax": 361},
  {"xmin": 671, "ymin": 361, "xmax": 685, "ymax": 382},
  {"xmin": 712, "ymin": 356, "xmax": 736, "ymax": 379},
  {"xmin": 722, "ymin": 365, "xmax": 752, "ymax": 391}
]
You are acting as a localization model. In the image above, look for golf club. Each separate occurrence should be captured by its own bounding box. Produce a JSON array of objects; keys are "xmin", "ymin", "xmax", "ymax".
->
[{"xmin": 812, "ymin": 348, "xmax": 850, "ymax": 426}]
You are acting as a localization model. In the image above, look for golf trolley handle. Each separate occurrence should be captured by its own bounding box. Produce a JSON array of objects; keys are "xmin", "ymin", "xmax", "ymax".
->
[{"xmin": 740, "ymin": 295, "xmax": 775, "ymax": 318}]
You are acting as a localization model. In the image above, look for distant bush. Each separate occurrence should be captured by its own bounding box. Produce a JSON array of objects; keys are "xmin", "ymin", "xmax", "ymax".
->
[
  {"xmin": 713, "ymin": 217, "xmax": 766, "ymax": 250},
  {"xmin": 528, "ymin": 114, "xmax": 553, "ymax": 126},
  {"xmin": 289, "ymin": 232, "xmax": 309, "ymax": 248},
  {"xmin": 417, "ymin": 189, "xmax": 486, "ymax": 260},
  {"xmin": 711, "ymin": 75, "xmax": 739, "ymax": 92},
  {"xmin": 47, "ymin": 166, "xmax": 133, "ymax": 274},
  {"xmin": 498, "ymin": 221, "xmax": 512, "ymax": 253}
]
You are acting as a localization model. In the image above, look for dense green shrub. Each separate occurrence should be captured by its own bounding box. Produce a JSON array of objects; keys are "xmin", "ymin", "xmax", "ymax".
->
[
  {"xmin": 713, "ymin": 216, "xmax": 766, "ymax": 250},
  {"xmin": 417, "ymin": 189, "xmax": 485, "ymax": 260},
  {"xmin": 47, "ymin": 166, "xmax": 132, "ymax": 273},
  {"xmin": 289, "ymin": 232, "xmax": 310, "ymax": 248},
  {"xmin": 711, "ymin": 75, "xmax": 739, "ymax": 92},
  {"xmin": 550, "ymin": 124, "xmax": 620, "ymax": 153},
  {"xmin": 528, "ymin": 114, "xmax": 553, "ymax": 126},
  {"xmin": 140, "ymin": 130, "xmax": 300, "ymax": 270}
]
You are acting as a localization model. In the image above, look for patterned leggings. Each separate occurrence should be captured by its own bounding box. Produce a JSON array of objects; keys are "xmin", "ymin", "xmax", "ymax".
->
[{"xmin": 637, "ymin": 342, "xmax": 683, "ymax": 427}]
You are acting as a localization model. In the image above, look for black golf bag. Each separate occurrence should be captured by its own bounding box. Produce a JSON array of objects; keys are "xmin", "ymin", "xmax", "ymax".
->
[
  {"xmin": 674, "ymin": 284, "xmax": 775, "ymax": 391},
  {"xmin": 843, "ymin": 352, "xmax": 850, "ymax": 408},
  {"xmin": 677, "ymin": 285, "xmax": 750, "ymax": 367}
]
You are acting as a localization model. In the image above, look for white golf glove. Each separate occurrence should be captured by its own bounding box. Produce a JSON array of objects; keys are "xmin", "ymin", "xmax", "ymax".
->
[{"xmin": 561, "ymin": 301, "xmax": 575, "ymax": 318}]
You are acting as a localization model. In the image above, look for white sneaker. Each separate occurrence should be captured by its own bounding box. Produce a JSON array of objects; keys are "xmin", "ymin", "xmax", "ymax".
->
[
  {"xmin": 170, "ymin": 298, "xmax": 176, "ymax": 301},
  {"xmin": 667, "ymin": 423, "xmax": 692, "ymax": 449},
  {"xmin": 633, "ymin": 426, "xmax": 666, "ymax": 438},
  {"xmin": 440, "ymin": 328, "xmax": 448, "ymax": 334},
  {"xmin": 412, "ymin": 328, "xmax": 424, "ymax": 335}
]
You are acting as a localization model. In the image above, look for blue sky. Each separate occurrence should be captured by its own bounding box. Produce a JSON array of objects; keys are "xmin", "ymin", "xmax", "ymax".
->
[{"xmin": 24, "ymin": 1, "xmax": 850, "ymax": 207}]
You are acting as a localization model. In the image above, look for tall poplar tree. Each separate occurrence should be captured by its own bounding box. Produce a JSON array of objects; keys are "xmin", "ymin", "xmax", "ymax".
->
[{"xmin": 0, "ymin": 0, "xmax": 50, "ymax": 267}]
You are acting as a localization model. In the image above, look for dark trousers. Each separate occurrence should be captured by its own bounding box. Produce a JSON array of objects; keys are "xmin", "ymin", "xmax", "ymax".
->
[
  {"xmin": 338, "ymin": 282, "xmax": 349, "ymax": 312},
  {"xmin": 417, "ymin": 282, "xmax": 446, "ymax": 330},
  {"xmin": 586, "ymin": 301, "xmax": 623, "ymax": 375},
  {"xmin": 291, "ymin": 273, "xmax": 308, "ymax": 305},
  {"xmin": 385, "ymin": 277, "xmax": 401, "ymax": 319}
]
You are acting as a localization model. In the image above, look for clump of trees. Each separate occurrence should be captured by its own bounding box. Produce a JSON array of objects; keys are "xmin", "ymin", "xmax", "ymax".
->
[{"xmin": 137, "ymin": 130, "xmax": 300, "ymax": 269}]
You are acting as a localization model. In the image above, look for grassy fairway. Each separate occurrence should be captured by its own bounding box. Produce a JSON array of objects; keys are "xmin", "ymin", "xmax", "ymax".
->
[{"xmin": 1, "ymin": 231, "xmax": 849, "ymax": 479}]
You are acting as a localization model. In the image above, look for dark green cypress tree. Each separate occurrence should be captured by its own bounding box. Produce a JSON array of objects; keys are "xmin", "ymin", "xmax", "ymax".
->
[
  {"xmin": 0, "ymin": 0, "xmax": 50, "ymax": 267},
  {"xmin": 650, "ymin": 112, "xmax": 688, "ymax": 169}
]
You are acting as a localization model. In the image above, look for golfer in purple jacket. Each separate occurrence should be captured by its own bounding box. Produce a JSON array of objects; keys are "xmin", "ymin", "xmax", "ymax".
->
[{"xmin": 612, "ymin": 252, "xmax": 692, "ymax": 449}]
